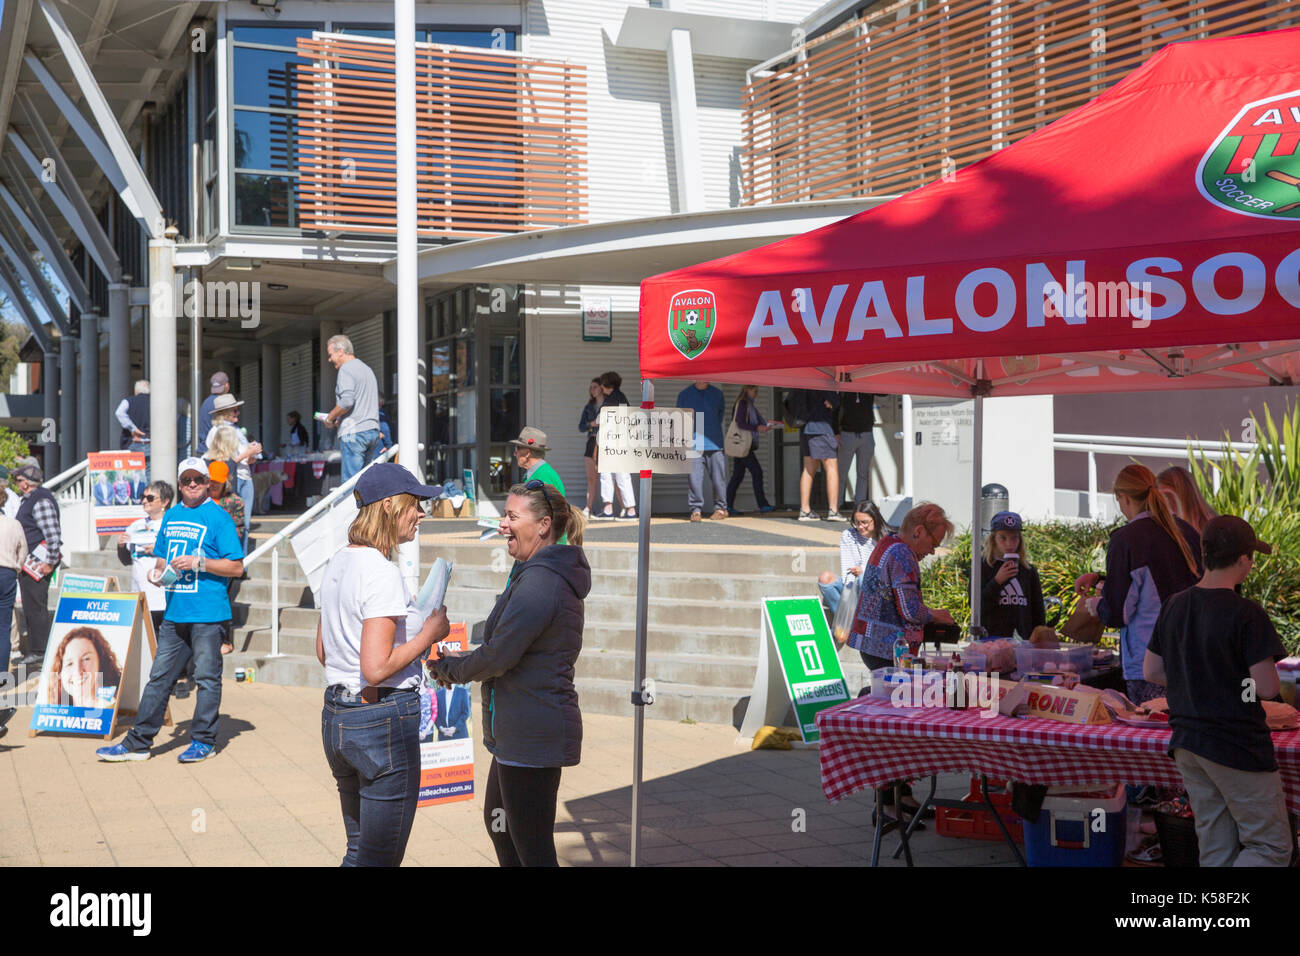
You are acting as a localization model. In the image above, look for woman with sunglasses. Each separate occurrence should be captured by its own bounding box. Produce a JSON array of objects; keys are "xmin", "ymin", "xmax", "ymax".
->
[
  {"xmin": 317, "ymin": 463, "xmax": 450, "ymax": 866},
  {"xmin": 116, "ymin": 480, "xmax": 174, "ymax": 634},
  {"xmin": 428, "ymin": 480, "xmax": 590, "ymax": 866}
]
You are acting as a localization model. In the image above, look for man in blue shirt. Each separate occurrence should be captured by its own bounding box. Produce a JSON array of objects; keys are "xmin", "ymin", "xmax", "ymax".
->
[
  {"xmin": 97, "ymin": 458, "xmax": 245, "ymax": 764},
  {"xmin": 676, "ymin": 381, "xmax": 727, "ymax": 521}
]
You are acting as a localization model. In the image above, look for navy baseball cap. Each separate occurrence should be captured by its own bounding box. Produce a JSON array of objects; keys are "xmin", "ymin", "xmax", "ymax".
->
[
  {"xmin": 353, "ymin": 463, "xmax": 442, "ymax": 507},
  {"xmin": 990, "ymin": 511, "xmax": 1022, "ymax": 532}
]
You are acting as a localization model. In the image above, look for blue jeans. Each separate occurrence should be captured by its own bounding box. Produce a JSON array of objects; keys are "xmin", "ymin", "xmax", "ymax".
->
[
  {"xmin": 0, "ymin": 568, "xmax": 15, "ymax": 667},
  {"xmin": 687, "ymin": 449, "xmax": 727, "ymax": 513},
  {"xmin": 122, "ymin": 620, "xmax": 225, "ymax": 751},
  {"xmin": 340, "ymin": 429, "xmax": 382, "ymax": 483},
  {"xmin": 321, "ymin": 685, "xmax": 421, "ymax": 866},
  {"xmin": 236, "ymin": 475, "xmax": 254, "ymax": 550},
  {"xmin": 819, "ymin": 578, "xmax": 844, "ymax": 615}
]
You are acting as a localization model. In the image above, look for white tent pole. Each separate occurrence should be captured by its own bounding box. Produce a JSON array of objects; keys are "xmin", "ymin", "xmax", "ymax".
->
[
  {"xmin": 902, "ymin": 394, "xmax": 914, "ymax": 500},
  {"xmin": 977, "ymin": 387, "xmax": 982, "ymax": 629},
  {"xmin": 630, "ymin": 379, "xmax": 655, "ymax": 868},
  {"xmin": 969, "ymin": 390, "xmax": 984, "ymax": 630}
]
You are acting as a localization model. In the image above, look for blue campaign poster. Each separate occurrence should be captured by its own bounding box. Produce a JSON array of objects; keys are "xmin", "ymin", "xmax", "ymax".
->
[{"xmin": 29, "ymin": 592, "xmax": 143, "ymax": 737}]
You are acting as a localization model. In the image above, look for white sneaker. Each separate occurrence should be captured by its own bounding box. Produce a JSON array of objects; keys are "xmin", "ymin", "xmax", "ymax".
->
[
  {"xmin": 825, "ymin": 512, "xmax": 848, "ymax": 522},
  {"xmin": 797, "ymin": 511, "xmax": 819, "ymax": 521},
  {"xmin": 581, "ymin": 507, "xmax": 591, "ymax": 519}
]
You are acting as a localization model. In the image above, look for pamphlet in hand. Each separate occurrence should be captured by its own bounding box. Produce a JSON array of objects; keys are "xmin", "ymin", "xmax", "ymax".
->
[
  {"xmin": 313, "ymin": 411, "xmax": 331, "ymax": 422},
  {"xmin": 22, "ymin": 542, "xmax": 51, "ymax": 581},
  {"xmin": 416, "ymin": 558, "xmax": 453, "ymax": 616},
  {"xmin": 477, "ymin": 517, "xmax": 499, "ymax": 542}
]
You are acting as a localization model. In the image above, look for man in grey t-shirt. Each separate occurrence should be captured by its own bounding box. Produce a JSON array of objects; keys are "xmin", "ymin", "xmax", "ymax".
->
[{"xmin": 323, "ymin": 334, "xmax": 382, "ymax": 481}]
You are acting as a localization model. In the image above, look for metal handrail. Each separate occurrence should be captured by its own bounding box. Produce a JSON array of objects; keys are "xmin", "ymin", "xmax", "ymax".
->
[
  {"xmin": 45, "ymin": 458, "xmax": 89, "ymax": 493},
  {"xmin": 243, "ymin": 445, "xmax": 399, "ymax": 659},
  {"xmin": 1052, "ymin": 433, "xmax": 1268, "ymax": 519},
  {"xmin": 1054, "ymin": 433, "xmax": 1257, "ymax": 453},
  {"xmin": 243, "ymin": 444, "xmax": 398, "ymax": 567}
]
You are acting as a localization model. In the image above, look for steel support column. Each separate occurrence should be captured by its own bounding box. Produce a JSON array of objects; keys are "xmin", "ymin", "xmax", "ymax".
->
[
  {"xmin": 78, "ymin": 313, "xmax": 100, "ymax": 456},
  {"xmin": 59, "ymin": 334, "xmax": 76, "ymax": 472}
]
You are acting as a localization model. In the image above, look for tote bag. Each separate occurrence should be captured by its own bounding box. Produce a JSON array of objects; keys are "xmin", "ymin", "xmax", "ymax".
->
[{"xmin": 724, "ymin": 398, "xmax": 752, "ymax": 458}]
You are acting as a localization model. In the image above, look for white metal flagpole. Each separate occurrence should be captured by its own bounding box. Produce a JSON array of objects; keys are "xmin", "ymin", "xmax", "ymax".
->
[
  {"xmin": 630, "ymin": 379, "xmax": 655, "ymax": 867},
  {"xmin": 395, "ymin": 0, "xmax": 419, "ymax": 590}
]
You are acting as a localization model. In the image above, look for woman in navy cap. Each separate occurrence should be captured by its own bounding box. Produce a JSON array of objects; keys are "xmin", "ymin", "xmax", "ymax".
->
[
  {"xmin": 979, "ymin": 510, "xmax": 1046, "ymax": 639},
  {"xmin": 317, "ymin": 463, "xmax": 450, "ymax": 866}
]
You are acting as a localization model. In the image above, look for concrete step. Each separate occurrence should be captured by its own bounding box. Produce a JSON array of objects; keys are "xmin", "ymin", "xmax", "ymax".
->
[
  {"xmin": 574, "ymin": 676, "xmax": 758, "ymax": 726},
  {"xmin": 222, "ymin": 651, "xmax": 325, "ymax": 688},
  {"xmin": 228, "ymin": 626, "xmax": 319, "ymax": 657},
  {"xmin": 423, "ymin": 541, "xmax": 837, "ymax": 576},
  {"xmin": 450, "ymin": 565, "xmax": 827, "ymax": 603},
  {"xmin": 229, "ymin": 579, "xmax": 315, "ymax": 607}
]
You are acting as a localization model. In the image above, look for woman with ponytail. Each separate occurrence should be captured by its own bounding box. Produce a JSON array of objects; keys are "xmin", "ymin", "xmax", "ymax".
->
[
  {"xmin": 1075, "ymin": 464, "xmax": 1202, "ymax": 703},
  {"xmin": 428, "ymin": 481, "xmax": 590, "ymax": 866}
]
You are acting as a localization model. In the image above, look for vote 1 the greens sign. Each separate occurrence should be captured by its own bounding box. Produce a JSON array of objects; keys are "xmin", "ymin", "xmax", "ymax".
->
[{"xmin": 762, "ymin": 597, "xmax": 850, "ymax": 742}]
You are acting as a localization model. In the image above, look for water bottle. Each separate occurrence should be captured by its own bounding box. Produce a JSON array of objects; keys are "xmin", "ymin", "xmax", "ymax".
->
[{"xmin": 893, "ymin": 635, "xmax": 908, "ymax": 668}]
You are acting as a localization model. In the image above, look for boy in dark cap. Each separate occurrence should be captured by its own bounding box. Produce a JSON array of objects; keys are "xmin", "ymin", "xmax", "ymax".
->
[{"xmin": 1145, "ymin": 515, "xmax": 1291, "ymax": 866}]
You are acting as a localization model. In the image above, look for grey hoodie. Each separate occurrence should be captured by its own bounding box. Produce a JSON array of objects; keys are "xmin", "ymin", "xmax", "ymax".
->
[{"xmin": 435, "ymin": 544, "xmax": 591, "ymax": 767}]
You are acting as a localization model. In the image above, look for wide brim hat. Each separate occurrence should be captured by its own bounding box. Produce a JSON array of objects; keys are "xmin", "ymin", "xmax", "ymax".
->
[
  {"xmin": 508, "ymin": 426, "xmax": 549, "ymax": 452},
  {"xmin": 212, "ymin": 393, "xmax": 245, "ymax": 412}
]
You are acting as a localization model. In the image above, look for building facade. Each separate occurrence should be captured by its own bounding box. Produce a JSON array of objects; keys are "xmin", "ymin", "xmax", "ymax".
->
[{"xmin": 1, "ymin": 0, "xmax": 1297, "ymax": 515}]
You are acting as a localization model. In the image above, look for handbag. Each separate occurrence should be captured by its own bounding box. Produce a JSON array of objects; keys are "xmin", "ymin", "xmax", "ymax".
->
[{"xmin": 724, "ymin": 398, "xmax": 753, "ymax": 458}]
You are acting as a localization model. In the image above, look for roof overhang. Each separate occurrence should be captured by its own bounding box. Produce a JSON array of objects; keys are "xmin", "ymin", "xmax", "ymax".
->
[
  {"xmin": 389, "ymin": 198, "xmax": 891, "ymax": 289},
  {"xmin": 610, "ymin": 7, "xmax": 797, "ymax": 61}
]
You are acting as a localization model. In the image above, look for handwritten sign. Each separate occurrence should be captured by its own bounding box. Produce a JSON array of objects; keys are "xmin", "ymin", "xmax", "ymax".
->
[{"xmin": 597, "ymin": 406, "xmax": 698, "ymax": 474}]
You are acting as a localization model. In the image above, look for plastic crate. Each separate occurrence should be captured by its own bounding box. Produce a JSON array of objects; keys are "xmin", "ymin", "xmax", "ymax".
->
[{"xmin": 936, "ymin": 778, "xmax": 1024, "ymax": 844}]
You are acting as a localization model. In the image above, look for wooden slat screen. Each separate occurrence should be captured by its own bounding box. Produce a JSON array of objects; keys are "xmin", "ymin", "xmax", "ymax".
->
[
  {"xmin": 296, "ymin": 36, "xmax": 587, "ymax": 238},
  {"xmin": 743, "ymin": 1, "xmax": 1300, "ymax": 205}
]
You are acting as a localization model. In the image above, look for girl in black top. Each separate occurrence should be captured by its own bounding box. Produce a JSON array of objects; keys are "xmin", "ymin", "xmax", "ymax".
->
[{"xmin": 978, "ymin": 510, "xmax": 1045, "ymax": 639}]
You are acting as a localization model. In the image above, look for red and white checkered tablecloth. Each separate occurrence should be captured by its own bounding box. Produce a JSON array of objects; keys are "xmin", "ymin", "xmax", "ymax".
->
[{"xmin": 817, "ymin": 698, "xmax": 1300, "ymax": 813}]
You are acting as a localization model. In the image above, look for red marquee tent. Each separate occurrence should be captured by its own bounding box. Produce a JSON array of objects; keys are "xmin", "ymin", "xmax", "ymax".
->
[{"xmin": 639, "ymin": 27, "xmax": 1300, "ymax": 398}]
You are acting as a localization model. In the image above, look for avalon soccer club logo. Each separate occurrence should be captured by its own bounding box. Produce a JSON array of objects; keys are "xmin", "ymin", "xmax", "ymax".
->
[
  {"xmin": 668, "ymin": 289, "xmax": 717, "ymax": 360},
  {"xmin": 1197, "ymin": 90, "xmax": 1300, "ymax": 220}
]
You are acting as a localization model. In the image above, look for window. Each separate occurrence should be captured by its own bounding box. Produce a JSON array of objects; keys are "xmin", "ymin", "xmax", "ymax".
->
[{"xmin": 229, "ymin": 22, "xmax": 321, "ymax": 230}]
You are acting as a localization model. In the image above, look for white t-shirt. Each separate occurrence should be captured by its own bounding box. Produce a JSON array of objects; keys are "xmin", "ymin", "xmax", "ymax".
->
[
  {"xmin": 321, "ymin": 546, "xmax": 421, "ymax": 693},
  {"xmin": 206, "ymin": 424, "xmax": 254, "ymax": 482},
  {"xmin": 124, "ymin": 515, "xmax": 166, "ymax": 611}
]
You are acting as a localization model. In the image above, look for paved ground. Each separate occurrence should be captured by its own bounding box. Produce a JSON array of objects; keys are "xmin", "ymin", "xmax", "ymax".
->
[{"xmin": 0, "ymin": 681, "xmax": 1018, "ymax": 867}]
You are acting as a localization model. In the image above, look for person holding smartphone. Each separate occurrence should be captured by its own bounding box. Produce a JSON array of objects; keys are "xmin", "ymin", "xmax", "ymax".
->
[
  {"xmin": 316, "ymin": 463, "xmax": 450, "ymax": 867},
  {"xmin": 978, "ymin": 511, "xmax": 1045, "ymax": 639}
]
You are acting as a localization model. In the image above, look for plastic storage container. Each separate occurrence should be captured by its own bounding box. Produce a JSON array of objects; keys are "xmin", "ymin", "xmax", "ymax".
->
[
  {"xmin": 1014, "ymin": 644, "xmax": 1093, "ymax": 677},
  {"xmin": 1023, "ymin": 783, "xmax": 1127, "ymax": 867},
  {"xmin": 869, "ymin": 667, "xmax": 943, "ymax": 704},
  {"xmin": 919, "ymin": 649, "xmax": 988, "ymax": 673},
  {"xmin": 960, "ymin": 638, "xmax": 1025, "ymax": 673}
]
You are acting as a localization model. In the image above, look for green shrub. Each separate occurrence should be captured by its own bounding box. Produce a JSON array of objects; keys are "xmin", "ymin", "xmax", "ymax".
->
[
  {"xmin": 1189, "ymin": 401, "xmax": 1300, "ymax": 652},
  {"xmin": 921, "ymin": 520, "xmax": 1115, "ymax": 634},
  {"xmin": 0, "ymin": 426, "xmax": 30, "ymax": 471}
]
